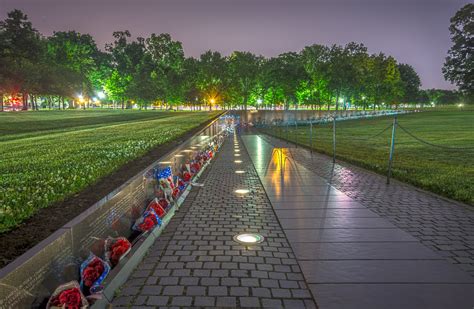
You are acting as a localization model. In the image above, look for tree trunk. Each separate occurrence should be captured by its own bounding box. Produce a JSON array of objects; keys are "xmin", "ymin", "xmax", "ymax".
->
[
  {"xmin": 22, "ymin": 93, "xmax": 28, "ymax": 110},
  {"xmin": 0, "ymin": 93, "xmax": 3, "ymax": 112}
]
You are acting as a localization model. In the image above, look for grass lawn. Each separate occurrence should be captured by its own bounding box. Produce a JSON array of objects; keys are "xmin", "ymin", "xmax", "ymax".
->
[
  {"xmin": 0, "ymin": 110, "xmax": 220, "ymax": 232},
  {"xmin": 261, "ymin": 110, "xmax": 474, "ymax": 205}
]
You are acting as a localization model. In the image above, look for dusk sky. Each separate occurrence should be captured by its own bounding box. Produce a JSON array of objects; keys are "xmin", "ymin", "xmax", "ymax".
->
[{"xmin": 0, "ymin": 0, "xmax": 468, "ymax": 90}]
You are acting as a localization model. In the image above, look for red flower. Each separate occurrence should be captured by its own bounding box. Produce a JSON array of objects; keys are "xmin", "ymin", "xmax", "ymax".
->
[
  {"xmin": 51, "ymin": 288, "xmax": 82, "ymax": 309},
  {"xmin": 158, "ymin": 198, "xmax": 169, "ymax": 209},
  {"xmin": 82, "ymin": 258, "xmax": 104, "ymax": 287},
  {"xmin": 172, "ymin": 187, "xmax": 180, "ymax": 199},
  {"xmin": 148, "ymin": 200, "xmax": 166, "ymax": 218},
  {"xmin": 110, "ymin": 239, "xmax": 131, "ymax": 266},
  {"xmin": 138, "ymin": 216, "xmax": 156, "ymax": 231},
  {"xmin": 191, "ymin": 162, "xmax": 201, "ymax": 173},
  {"xmin": 183, "ymin": 171, "xmax": 192, "ymax": 182}
]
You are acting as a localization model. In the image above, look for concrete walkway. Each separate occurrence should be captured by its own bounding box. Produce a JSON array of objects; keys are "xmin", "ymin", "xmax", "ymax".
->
[
  {"xmin": 259, "ymin": 132, "xmax": 474, "ymax": 277},
  {"xmin": 112, "ymin": 132, "xmax": 317, "ymax": 308},
  {"xmin": 113, "ymin": 130, "xmax": 474, "ymax": 308},
  {"xmin": 242, "ymin": 134, "xmax": 474, "ymax": 309}
]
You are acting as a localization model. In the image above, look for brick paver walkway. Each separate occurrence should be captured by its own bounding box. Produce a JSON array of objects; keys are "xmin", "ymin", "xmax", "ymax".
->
[
  {"xmin": 258, "ymin": 133, "xmax": 474, "ymax": 276},
  {"xmin": 112, "ymin": 133, "xmax": 317, "ymax": 308}
]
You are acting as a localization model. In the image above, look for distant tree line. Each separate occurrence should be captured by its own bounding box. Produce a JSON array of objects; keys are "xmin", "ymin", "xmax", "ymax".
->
[{"xmin": 0, "ymin": 7, "xmax": 471, "ymax": 111}]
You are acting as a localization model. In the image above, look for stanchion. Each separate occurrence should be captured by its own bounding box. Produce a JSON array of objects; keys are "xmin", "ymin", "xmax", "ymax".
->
[
  {"xmin": 295, "ymin": 121, "xmax": 298, "ymax": 148},
  {"xmin": 309, "ymin": 122, "xmax": 313, "ymax": 154},
  {"xmin": 332, "ymin": 116, "xmax": 336, "ymax": 163},
  {"xmin": 387, "ymin": 115, "xmax": 398, "ymax": 184}
]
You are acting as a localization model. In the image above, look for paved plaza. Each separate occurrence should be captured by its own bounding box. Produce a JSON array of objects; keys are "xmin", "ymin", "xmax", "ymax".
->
[
  {"xmin": 259, "ymin": 133, "xmax": 474, "ymax": 276},
  {"xmin": 112, "ymin": 129, "xmax": 474, "ymax": 308}
]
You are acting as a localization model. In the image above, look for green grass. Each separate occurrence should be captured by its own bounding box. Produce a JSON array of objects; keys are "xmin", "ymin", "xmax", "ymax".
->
[
  {"xmin": 0, "ymin": 110, "xmax": 220, "ymax": 232},
  {"xmin": 0, "ymin": 110, "xmax": 185, "ymax": 141},
  {"xmin": 262, "ymin": 111, "xmax": 474, "ymax": 205}
]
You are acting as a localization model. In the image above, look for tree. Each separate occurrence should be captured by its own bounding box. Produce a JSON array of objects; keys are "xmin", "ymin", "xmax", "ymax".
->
[
  {"xmin": 228, "ymin": 51, "xmax": 262, "ymax": 110},
  {"xmin": 47, "ymin": 31, "xmax": 101, "ymax": 107},
  {"xmin": 300, "ymin": 44, "xmax": 331, "ymax": 109},
  {"xmin": 146, "ymin": 33, "xmax": 185, "ymax": 106},
  {"xmin": 105, "ymin": 31, "xmax": 134, "ymax": 108},
  {"xmin": 0, "ymin": 9, "xmax": 43, "ymax": 109},
  {"xmin": 195, "ymin": 51, "xmax": 229, "ymax": 110},
  {"xmin": 398, "ymin": 63, "xmax": 421, "ymax": 104},
  {"xmin": 443, "ymin": 4, "xmax": 473, "ymax": 98}
]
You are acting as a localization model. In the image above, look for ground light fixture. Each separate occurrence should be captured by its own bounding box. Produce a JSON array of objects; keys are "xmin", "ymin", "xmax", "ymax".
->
[
  {"xmin": 234, "ymin": 160, "xmax": 242, "ymax": 163},
  {"xmin": 234, "ymin": 189, "xmax": 249, "ymax": 194},
  {"xmin": 233, "ymin": 233, "xmax": 264, "ymax": 245},
  {"xmin": 235, "ymin": 154, "xmax": 241, "ymax": 157},
  {"xmin": 235, "ymin": 170, "xmax": 245, "ymax": 174},
  {"xmin": 159, "ymin": 161, "xmax": 172, "ymax": 164}
]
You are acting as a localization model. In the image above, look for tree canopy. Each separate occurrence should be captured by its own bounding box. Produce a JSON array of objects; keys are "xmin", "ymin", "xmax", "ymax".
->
[
  {"xmin": 0, "ymin": 9, "xmax": 469, "ymax": 111},
  {"xmin": 443, "ymin": 3, "xmax": 473, "ymax": 99}
]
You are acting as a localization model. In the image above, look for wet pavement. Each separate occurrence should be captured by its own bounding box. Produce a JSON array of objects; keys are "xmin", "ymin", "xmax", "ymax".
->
[
  {"xmin": 112, "ymin": 130, "xmax": 474, "ymax": 308},
  {"xmin": 242, "ymin": 134, "xmax": 474, "ymax": 309}
]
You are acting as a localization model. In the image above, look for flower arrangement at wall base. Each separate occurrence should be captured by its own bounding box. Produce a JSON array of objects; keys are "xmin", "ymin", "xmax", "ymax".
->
[
  {"xmin": 80, "ymin": 254, "xmax": 110, "ymax": 295},
  {"xmin": 46, "ymin": 128, "xmax": 229, "ymax": 307},
  {"xmin": 104, "ymin": 237, "xmax": 132, "ymax": 267},
  {"xmin": 47, "ymin": 281, "xmax": 88, "ymax": 309},
  {"xmin": 133, "ymin": 209, "xmax": 161, "ymax": 233}
]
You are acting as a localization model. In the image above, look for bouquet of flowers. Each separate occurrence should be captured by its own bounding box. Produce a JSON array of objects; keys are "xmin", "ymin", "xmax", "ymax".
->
[
  {"xmin": 190, "ymin": 161, "xmax": 201, "ymax": 174},
  {"xmin": 47, "ymin": 281, "xmax": 88, "ymax": 309},
  {"xmin": 157, "ymin": 197, "xmax": 170, "ymax": 210},
  {"xmin": 146, "ymin": 198, "xmax": 167, "ymax": 218},
  {"xmin": 172, "ymin": 186, "xmax": 181, "ymax": 200},
  {"xmin": 159, "ymin": 178, "xmax": 174, "ymax": 201},
  {"xmin": 104, "ymin": 237, "xmax": 132, "ymax": 267},
  {"xmin": 182, "ymin": 164, "xmax": 193, "ymax": 182},
  {"xmin": 80, "ymin": 254, "xmax": 110, "ymax": 294},
  {"xmin": 177, "ymin": 177, "xmax": 187, "ymax": 191},
  {"xmin": 132, "ymin": 209, "xmax": 161, "ymax": 233},
  {"xmin": 155, "ymin": 166, "xmax": 174, "ymax": 201}
]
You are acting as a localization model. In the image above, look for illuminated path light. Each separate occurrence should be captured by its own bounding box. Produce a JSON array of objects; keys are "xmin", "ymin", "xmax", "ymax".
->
[
  {"xmin": 234, "ymin": 154, "xmax": 241, "ymax": 157},
  {"xmin": 235, "ymin": 170, "xmax": 245, "ymax": 174},
  {"xmin": 234, "ymin": 189, "xmax": 249, "ymax": 194},
  {"xmin": 159, "ymin": 161, "xmax": 172, "ymax": 164},
  {"xmin": 234, "ymin": 160, "xmax": 242, "ymax": 163},
  {"xmin": 233, "ymin": 233, "xmax": 264, "ymax": 245}
]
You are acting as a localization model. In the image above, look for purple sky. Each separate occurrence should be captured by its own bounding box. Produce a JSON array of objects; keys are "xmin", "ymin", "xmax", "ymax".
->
[{"xmin": 0, "ymin": 0, "xmax": 468, "ymax": 89}]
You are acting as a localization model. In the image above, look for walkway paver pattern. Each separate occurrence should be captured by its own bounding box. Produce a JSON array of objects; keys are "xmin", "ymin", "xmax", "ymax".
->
[
  {"xmin": 242, "ymin": 134, "xmax": 474, "ymax": 309},
  {"xmin": 113, "ymin": 126, "xmax": 474, "ymax": 308},
  {"xmin": 258, "ymin": 133, "xmax": 474, "ymax": 276},
  {"xmin": 112, "ymin": 132, "xmax": 316, "ymax": 308}
]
